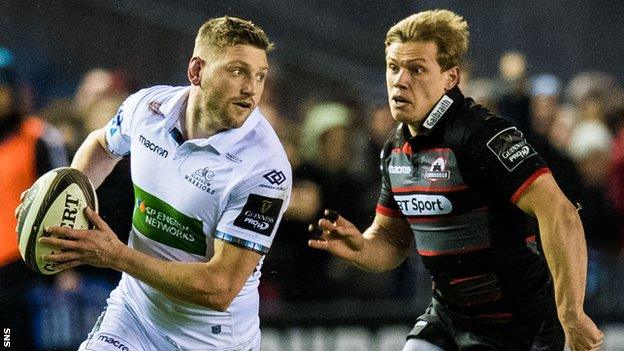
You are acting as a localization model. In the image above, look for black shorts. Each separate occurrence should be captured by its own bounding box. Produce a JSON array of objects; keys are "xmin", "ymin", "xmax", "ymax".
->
[{"xmin": 407, "ymin": 298, "xmax": 565, "ymax": 351}]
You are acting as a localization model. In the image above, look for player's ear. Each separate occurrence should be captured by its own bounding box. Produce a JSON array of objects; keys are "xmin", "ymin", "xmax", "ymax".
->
[
  {"xmin": 188, "ymin": 57, "xmax": 202, "ymax": 86},
  {"xmin": 444, "ymin": 66, "xmax": 460, "ymax": 91}
]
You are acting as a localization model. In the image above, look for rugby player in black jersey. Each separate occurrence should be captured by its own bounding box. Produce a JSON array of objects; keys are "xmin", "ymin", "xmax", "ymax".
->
[{"xmin": 309, "ymin": 9, "xmax": 602, "ymax": 351}]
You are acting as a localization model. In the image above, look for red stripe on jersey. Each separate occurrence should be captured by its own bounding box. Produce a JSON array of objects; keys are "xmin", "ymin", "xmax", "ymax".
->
[
  {"xmin": 417, "ymin": 243, "xmax": 491, "ymax": 256},
  {"xmin": 407, "ymin": 217, "xmax": 440, "ymax": 223},
  {"xmin": 525, "ymin": 235, "xmax": 536, "ymax": 243},
  {"xmin": 449, "ymin": 274, "xmax": 490, "ymax": 285},
  {"xmin": 511, "ymin": 167, "xmax": 551, "ymax": 204},
  {"xmin": 391, "ymin": 141, "xmax": 413, "ymax": 156},
  {"xmin": 402, "ymin": 142, "xmax": 412, "ymax": 155},
  {"xmin": 406, "ymin": 206, "xmax": 488, "ymax": 223},
  {"xmin": 376, "ymin": 204, "xmax": 403, "ymax": 217},
  {"xmin": 393, "ymin": 184, "xmax": 468, "ymax": 193},
  {"xmin": 420, "ymin": 147, "xmax": 451, "ymax": 153}
]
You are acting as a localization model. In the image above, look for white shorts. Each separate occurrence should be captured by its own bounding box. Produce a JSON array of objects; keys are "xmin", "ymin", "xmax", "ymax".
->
[{"xmin": 78, "ymin": 288, "xmax": 261, "ymax": 351}]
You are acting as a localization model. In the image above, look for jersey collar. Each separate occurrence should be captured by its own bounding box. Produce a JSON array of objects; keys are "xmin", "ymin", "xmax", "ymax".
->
[
  {"xmin": 199, "ymin": 107, "xmax": 261, "ymax": 154},
  {"xmin": 417, "ymin": 85, "xmax": 463, "ymax": 137},
  {"xmin": 393, "ymin": 85, "xmax": 464, "ymax": 144},
  {"xmin": 175, "ymin": 106, "xmax": 261, "ymax": 154},
  {"xmin": 161, "ymin": 86, "xmax": 191, "ymax": 130}
]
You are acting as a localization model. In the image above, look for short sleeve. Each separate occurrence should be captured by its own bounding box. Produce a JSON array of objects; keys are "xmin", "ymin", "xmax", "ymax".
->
[
  {"xmin": 462, "ymin": 115, "xmax": 550, "ymax": 204},
  {"xmin": 215, "ymin": 156, "xmax": 292, "ymax": 254},
  {"xmin": 104, "ymin": 92, "xmax": 143, "ymax": 157},
  {"xmin": 376, "ymin": 148, "xmax": 403, "ymax": 217}
]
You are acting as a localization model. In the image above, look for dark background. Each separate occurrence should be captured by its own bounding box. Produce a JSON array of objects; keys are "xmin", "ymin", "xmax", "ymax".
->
[{"xmin": 1, "ymin": 0, "xmax": 623, "ymax": 111}]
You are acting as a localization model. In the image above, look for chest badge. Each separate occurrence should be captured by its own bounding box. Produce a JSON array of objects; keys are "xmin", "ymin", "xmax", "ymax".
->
[
  {"xmin": 425, "ymin": 157, "xmax": 450, "ymax": 181},
  {"xmin": 184, "ymin": 167, "xmax": 216, "ymax": 194}
]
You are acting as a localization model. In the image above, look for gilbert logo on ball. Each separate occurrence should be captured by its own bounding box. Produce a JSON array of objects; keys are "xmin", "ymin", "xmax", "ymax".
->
[{"xmin": 16, "ymin": 167, "xmax": 98, "ymax": 275}]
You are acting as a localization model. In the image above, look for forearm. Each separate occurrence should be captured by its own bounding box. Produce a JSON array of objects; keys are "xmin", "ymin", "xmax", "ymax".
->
[
  {"xmin": 539, "ymin": 201, "xmax": 588, "ymax": 321},
  {"xmin": 71, "ymin": 129, "xmax": 120, "ymax": 189},
  {"xmin": 113, "ymin": 245, "xmax": 232, "ymax": 311},
  {"xmin": 351, "ymin": 224, "xmax": 411, "ymax": 272}
]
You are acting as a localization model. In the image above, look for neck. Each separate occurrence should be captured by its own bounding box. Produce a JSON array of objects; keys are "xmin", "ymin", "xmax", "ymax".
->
[{"xmin": 183, "ymin": 93, "xmax": 221, "ymax": 140}]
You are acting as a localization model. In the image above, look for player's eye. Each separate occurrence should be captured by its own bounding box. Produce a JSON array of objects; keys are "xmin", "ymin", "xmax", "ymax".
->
[
  {"xmin": 410, "ymin": 66, "xmax": 424, "ymax": 75},
  {"xmin": 231, "ymin": 68, "xmax": 245, "ymax": 77}
]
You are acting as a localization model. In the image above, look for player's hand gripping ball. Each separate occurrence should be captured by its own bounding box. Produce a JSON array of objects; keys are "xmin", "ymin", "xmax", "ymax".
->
[{"xmin": 16, "ymin": 167, "xmax": 98, "ymax": 275}]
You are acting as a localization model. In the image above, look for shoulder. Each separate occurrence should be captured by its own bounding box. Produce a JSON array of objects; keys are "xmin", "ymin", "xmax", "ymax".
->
[
  {"xmin": 246, "ymin": 113, "xmax": 289, "ymax": 161},
  {"xmin": 229, "ymin": 112, "xmax": 292, "ymax": 182},
  {"xmin": 124, "ymin": 85, "xmax": 167, "ymax": 106},
  {"xmin": 130, "ymin": 85, "xmax": 181, "ymax": 99},
  {"xmin": 121, "ymin": 85, "xmax": 189, "ymax": 127},
  {"xmin": 445, "ymin": 98, "xmax": 516, "ymax": 148},
  {"xmin": 127, "ymin": 85, "xmax": 185, "ymax": 112},
  {"xmin": 380, "ymin": 125, "xmax": 403, "ymax": 161}
]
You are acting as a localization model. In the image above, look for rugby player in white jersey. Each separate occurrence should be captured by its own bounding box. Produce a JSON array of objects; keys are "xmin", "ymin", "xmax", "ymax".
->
[{"xmin": 34, "ymin": 16, "xmax": 291, "ymax": 351}]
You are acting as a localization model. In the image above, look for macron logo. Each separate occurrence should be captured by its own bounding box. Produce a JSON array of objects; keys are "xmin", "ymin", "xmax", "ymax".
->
[
  {"xmin": 139, "ymin": 135, "xmax": 169, "ymax": 158},
  {"xmin": 423, "ymin": 95, "xmax": 453, "ymax": 129},
  {"xmin": 96, "ymin": 335, "xmax": 129, "ymax": 351}
]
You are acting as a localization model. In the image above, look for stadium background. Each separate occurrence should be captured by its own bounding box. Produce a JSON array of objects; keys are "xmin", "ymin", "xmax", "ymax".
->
[{"xmin": 1, "ymin": 0, "xmax": 624, "ymax": 350}]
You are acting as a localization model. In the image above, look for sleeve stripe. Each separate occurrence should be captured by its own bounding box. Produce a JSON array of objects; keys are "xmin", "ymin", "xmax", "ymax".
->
[
  {"xmin": 376, "ymin": 204, "xmax": 403, "ymax": 217},
  {"xmin": 511, "ymin": 167, "xmax": 551, "ymax": 204},
  {"xmin": 214, "ymin": 231, "xmax": 269, "ymax": 254}
]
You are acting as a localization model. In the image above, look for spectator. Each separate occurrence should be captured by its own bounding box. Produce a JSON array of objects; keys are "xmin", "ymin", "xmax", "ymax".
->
[
  {"xmin": 546, "ymin": 104, "xmax": 576, "ymax": 153},
  {"xmin": 300, "ymin": 102, "xmax": 369, "ymax": 228},
  {"xmin": 607, "ymin": 108, "xmax": 624, "ymax": 253},
  {"xmin": 74, "ymin": 68, "xmax": 129, "ymax": 131},
  {"xmin": 527, "ymin": 74, "xmax": 583, "ymax": 201},
  {"xmin": 0, "ymin": 46, "xmax": 68, "ymax": 350},
  {"xmin": 567, "ymin": 104, "xmax": 618, "ymax": 297},
  {"xmin": 40, "ymin": 98, "xmax": 85, "ymax": 156},
  {"xmin": 496, "ymin": 51, "xmax": 531, "ymax": 133},
  {"xmin": 568, "ymin": 90, "xmax": 612, "ymax": 174}
]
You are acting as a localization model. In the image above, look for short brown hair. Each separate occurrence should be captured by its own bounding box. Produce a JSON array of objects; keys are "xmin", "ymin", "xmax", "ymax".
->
[
  {"xmin": 195, "ymin": 16, "xmax": 274, "ymax": 56},
  {"xmin": 385, "ymin": 9, "xmax": 469, "ymax": 70}
]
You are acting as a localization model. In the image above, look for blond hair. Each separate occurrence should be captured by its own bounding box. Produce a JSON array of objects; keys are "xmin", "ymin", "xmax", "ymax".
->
[
  {"xmin": 194, "ymin": 16, "xmax": 274, "ymax": 56},
  {"xmin": 385, "ymin": 9, "xmax": 469, "ymax": 70}
]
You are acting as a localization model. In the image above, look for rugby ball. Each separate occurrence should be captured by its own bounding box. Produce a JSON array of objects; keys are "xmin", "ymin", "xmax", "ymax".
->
[{"xmin": 16, "ymin": 167, "xmax": 98, "ymax": 275}]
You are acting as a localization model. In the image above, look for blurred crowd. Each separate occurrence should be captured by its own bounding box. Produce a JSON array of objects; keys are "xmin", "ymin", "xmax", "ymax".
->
[{"xmin": 1, "ymin": 44, "xmax": 624, "ymax": 349}]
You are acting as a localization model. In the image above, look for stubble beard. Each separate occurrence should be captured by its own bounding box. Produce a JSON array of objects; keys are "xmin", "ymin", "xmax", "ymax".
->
[{"xmin": 193, "ymin": 90, "xmax": 237, "ymax": 135}]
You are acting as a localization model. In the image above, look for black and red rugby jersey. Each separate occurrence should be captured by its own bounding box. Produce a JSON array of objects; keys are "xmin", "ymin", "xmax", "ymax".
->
[{"xmin": 377, "ymin": 86, "xmax": 554, "ymax": 321}]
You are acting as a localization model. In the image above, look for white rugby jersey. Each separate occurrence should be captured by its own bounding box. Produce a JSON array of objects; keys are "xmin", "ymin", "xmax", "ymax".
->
[{"xmin": 103, "ymin": 85, "xmax": 291, "ymax": 349}]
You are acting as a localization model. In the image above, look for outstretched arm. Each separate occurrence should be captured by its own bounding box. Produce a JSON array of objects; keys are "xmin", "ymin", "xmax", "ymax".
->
[
  {"xmin": 515, "ymin": 173, "xmax": 603, "ymax": 351},
  {"xmin": 308, "ymin": 210, "xmax": 413, "ymax": 272}
]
